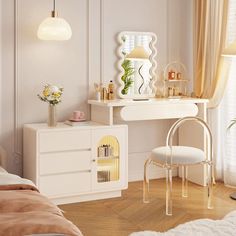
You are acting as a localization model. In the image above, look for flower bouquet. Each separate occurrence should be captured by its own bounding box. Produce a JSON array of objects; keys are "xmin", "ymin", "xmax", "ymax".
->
[{"xmin": 38, "ymin": 84, "xmax": 63, "ymax": 126}]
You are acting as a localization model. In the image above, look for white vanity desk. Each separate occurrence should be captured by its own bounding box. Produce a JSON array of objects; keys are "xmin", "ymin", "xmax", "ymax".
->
[
  {"xmin": 88, "ymin": 98, "xmax": 209, "ymax": 186},
  {"xmin": 88, "ymin": 98, "xmax": 208, "ymax": 125}
]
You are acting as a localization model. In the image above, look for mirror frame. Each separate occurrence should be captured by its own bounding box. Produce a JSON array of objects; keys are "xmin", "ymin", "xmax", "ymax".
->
[{"xmin": 117, "ymin": 31, "xmax": 157, "ymax": 99}]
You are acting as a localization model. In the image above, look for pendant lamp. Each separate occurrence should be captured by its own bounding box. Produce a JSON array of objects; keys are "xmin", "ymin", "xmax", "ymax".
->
[{"xmin": 37, "ymin": 0, "xmax": 72, "ymax": 41}]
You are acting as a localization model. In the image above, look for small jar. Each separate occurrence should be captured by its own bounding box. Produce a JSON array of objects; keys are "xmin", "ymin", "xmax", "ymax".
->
[
  {"xmin": 168, "ymin": 71, "xmax": 175, "ymax": 80},
  {"xmin": 176, "ymin": 72, "xmax": 182, "ymax": 80}
]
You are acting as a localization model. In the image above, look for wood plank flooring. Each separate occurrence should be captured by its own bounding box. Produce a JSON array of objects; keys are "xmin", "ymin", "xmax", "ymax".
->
[{"xmin": 60, "ymin": 178, "xmax": 236, "ymax": 236}]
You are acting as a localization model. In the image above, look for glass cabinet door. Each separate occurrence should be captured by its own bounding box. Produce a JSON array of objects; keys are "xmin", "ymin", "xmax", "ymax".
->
[
  {"xmin": 92, "ymin": 126, "xmax": 127, "ymax": 191},
  {"xmin": 97, "ymin": 136, "xmax": 119, "ymax": 183}
]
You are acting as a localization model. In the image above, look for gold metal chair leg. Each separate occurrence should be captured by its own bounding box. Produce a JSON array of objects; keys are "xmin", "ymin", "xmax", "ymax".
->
[
  {"xmin": 143, "ymin": 158, "xmax": 151, "ymax": 203},
  {"xmin": 166, "ymin": 167, "xmax": 173, "ymax": 216}
]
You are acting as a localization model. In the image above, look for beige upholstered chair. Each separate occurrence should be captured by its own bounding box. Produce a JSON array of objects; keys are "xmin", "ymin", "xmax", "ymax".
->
[{"xmin": 143, "ymin": 116, "xmax": 214, "ymax": 216}]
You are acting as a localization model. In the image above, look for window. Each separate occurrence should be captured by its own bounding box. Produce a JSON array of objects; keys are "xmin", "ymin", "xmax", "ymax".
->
[{"xmin": 218, "ymin": 0, "xmax": 236, "ymax": 186}]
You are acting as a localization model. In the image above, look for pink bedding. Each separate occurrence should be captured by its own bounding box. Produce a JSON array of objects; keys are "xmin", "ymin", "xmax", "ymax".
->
[{"xmin": 0, "ymin": 184, "xmax": 83, "ymax": 236}]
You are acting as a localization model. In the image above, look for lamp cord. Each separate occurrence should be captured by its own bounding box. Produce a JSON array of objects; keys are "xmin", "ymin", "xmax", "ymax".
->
[{"xmin": 53, "ymin": 0, "xmax": 56, "ymax": 12}]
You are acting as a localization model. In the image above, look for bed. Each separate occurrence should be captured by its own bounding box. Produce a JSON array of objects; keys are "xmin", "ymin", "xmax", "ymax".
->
[
  {"xmin": 0, "ymin": 156, "xmax": 83, "ymax": 236},
  {"xmin": 130, "ymin": 211, "xmax": 236, "ymax": 236}
]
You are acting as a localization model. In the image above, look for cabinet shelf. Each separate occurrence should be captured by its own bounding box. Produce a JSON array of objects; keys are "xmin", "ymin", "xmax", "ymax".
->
[
  {"xmin": 97, "ymin": 156, "xmax": 119, "ymax": 160},
  {"xmin": 163, "ymin": 61, "xmax": 189, "ymax": 98},
  {"xmin": 164, "ymin": 79, "xmax": 188, "ymax": 82}
]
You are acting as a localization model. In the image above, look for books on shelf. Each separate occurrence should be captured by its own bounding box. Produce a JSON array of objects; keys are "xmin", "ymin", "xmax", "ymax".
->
[{"xmin": 64, "ymin": 119, "xmax": 90, "ymax": 126}]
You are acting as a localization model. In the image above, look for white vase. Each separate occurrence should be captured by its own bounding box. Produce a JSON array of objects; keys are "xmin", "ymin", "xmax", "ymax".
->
[{"xmin": 48, "ymin": 104, "xmax": 57, "ymax": 127}]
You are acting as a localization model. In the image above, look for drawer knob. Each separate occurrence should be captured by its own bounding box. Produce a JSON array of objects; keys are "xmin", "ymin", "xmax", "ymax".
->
[{"xmin": 92, "ymin": 159, "xmax": 96, "ymax": 162}]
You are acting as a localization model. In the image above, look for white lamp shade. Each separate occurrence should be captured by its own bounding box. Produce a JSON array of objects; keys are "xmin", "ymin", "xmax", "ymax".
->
[
  {"xmin": 37, "ymin": 17, "xmax": 72, "ymax": 41},
  {"xmin": 126, "ymin": 46, "xmax": 149, "ymax": 61},
  {"xmin": 222, "ymin": 41, "xmax": 236, "ymax": 57}
]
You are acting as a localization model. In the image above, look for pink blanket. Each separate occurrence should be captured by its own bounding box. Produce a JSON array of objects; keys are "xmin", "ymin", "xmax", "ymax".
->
[{"xmin": 0, "ymin": 184, "xmax": 83, "ymax": 236}]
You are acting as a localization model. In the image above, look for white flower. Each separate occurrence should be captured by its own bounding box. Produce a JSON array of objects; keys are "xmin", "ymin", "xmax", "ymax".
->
[{"xmin": 50, "ymin": 85, "xmax": 60, "ymax": 93}]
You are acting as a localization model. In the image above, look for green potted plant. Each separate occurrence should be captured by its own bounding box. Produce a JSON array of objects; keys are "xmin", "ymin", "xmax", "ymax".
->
[{"xmin": 121, "ymin": 59, "xmax": 135, "ymax": 95}]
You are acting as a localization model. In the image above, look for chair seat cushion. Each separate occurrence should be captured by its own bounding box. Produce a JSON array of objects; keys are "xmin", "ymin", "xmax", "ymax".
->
[{"xmin": 151, "ymin": 146, "xmax": 205, "ymax": 165}]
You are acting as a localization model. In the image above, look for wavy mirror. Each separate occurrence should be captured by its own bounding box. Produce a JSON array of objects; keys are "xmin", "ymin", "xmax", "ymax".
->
[{"xmin": 117, "ymin": 31, "xmax": 157, "ymax": 99}]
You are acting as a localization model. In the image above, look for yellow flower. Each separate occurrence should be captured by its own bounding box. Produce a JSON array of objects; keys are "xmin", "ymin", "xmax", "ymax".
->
[
  {"xmin": 43, "ymin": 87, "xmax": 50, "ymax": 97},
  {"xmin": 52, "ymin": 92, "xmax": 61, "ymax": 98},
  {"xmin": 38, "ymin": 84, "xmax": 63, "ymax": 105}
]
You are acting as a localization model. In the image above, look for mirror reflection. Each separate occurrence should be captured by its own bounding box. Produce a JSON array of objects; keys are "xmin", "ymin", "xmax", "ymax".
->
[{"xmin": 118, "ymin": 32, "xmax": 157, "ymax": 98}]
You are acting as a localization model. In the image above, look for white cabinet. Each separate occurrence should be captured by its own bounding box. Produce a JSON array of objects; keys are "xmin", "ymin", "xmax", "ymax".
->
[{"xmin": 23, "ymin": 122, "xmax": 128, "ymax": 205}]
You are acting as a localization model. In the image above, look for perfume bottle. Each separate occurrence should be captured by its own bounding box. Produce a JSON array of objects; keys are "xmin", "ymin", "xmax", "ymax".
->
[
  {"xmin": 108, "ymin": 80, "xmax": 115, "ymax": 100},
  {"xmin": 101, "ymin": 87, "xmax": 108, "ymax": 100}
]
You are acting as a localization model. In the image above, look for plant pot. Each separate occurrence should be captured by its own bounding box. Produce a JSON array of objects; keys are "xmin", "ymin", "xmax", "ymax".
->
[{"xmin": 48, "ymin": 104, "xmax": 57, "ymax": 127}]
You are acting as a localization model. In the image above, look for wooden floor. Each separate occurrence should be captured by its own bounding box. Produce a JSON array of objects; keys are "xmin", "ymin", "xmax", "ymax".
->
[{"xmin": 60, "ymin": 178, "xmax": 236, "ymax": 236}]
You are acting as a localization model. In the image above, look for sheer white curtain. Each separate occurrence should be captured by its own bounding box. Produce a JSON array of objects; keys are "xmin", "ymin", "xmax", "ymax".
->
[{"xmin": 212, "ymin": 0, "xmax": 236, "ymax": 186}]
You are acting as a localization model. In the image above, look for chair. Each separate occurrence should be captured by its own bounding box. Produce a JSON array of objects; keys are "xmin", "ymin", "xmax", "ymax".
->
[{"xmin": 143, "ymin": 116, "xmax": 214, "ymax": 216}]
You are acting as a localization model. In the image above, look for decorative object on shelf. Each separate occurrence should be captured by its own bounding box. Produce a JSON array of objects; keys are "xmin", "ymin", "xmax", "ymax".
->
[
  {"xmin": 96, "ymin": 81, "xmax": 115, "ymax": 100},
  {"xmin": 177, "ymin": 72, "xmax": 182, "ymax": 80},
  {"xmin": 163, "ymin": 61, "xmax": 189, "ymax": 98},
  {"xmin": 64, "ymin": 110, "xmax": 86, "ymax": 126},
  {"xmin": 94, "ymin": 83, "xmax": 102, "ymax": 101},
  {"xmin": 117, "ymin": 31, "xmax": 157, "ymax": 99},
  {"xmin": 101, "ymin": 86, "xmax": 108, "ymax": 100},
  {"xmin": 168, "ymin": 70, "xmax": 175, "ymax": 80},
  {"xmin": 48, "ymin": 104, "xmax": 57, "ymax": 127},
  {"xmin": 38, "ymin": 84, "xmax": 63, "ymax": 127},
  {"xmin": 70, "ymin": 110, "xmax": 85, "ymax": 121},
  {"xmin": 97, "ymin": 168, "xmax": 113, "ymax": 183},
  {"xmin": 108, "ymin": 80, "xmax": 115, "ymax": 100},
  {"xmin": 97, "ymin": 135, "xmax": 120, "ymax": 183},
  {"xmin": 98, "ymin": 144, "xmax": 114, "ymax": 157},
  {"xmin": 37, "ymin": 0, "xmax": 72, "ymax": 41},
  {"xmin": 126, "ymin": 46, "xmax": 149, "ymax": 94}
]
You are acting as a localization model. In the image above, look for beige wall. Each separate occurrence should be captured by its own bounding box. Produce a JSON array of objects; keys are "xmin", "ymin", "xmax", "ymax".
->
[
  {"xmin": 0, "ymin": 0, "xmax": 2, "ymax": 139},
  {"xmin": 0, "ymin": 0, "xmax": 193, "ymax": 177}
]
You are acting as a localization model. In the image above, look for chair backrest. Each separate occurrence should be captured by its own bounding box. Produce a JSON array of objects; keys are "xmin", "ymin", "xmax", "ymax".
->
[{"xmin": 166, "ymin": 116, "xmax": 213, "ymax": 163}]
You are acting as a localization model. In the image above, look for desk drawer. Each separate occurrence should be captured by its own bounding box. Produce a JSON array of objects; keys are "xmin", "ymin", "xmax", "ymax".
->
[
  {"xmin": 39, "ymin": 151, "xmax": 91, "ymax": 175},
  {"xmin": 39, "ymin": 130, "xmax": 91, "ymax": 152},
  {"xmin": 39, "ymin": 172, "xmax": 91, "ymax": 197}
]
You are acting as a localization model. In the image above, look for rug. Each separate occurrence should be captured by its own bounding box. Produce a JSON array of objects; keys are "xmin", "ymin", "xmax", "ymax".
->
[{"xmin": 130, "ymin": 211, "xmax": 236, "ymax": 236}]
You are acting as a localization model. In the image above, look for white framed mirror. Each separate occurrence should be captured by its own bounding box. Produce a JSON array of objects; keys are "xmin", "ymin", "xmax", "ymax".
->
[{"xmin": 117, "ymin": 31, "xmax": 157, "ymax": 99}]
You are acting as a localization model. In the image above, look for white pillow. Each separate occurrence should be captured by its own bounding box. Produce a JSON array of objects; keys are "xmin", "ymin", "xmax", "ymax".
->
[
  {"xmin": 0, "ymin": 166, "xmax": 7, "ymax": 173},
  {"xmin": 0, "ymin": 171, "xmax": 36, "ymax": 187}
]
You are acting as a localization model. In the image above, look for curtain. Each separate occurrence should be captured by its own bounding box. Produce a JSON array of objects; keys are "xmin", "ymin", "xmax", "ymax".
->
[
  {"xmin": 194, "ymin": 0, "xmax": 229, "ymax": 108},
  {"xmin": 211, "ymin": 0, "xmax": 236, "ymax": 186}
]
